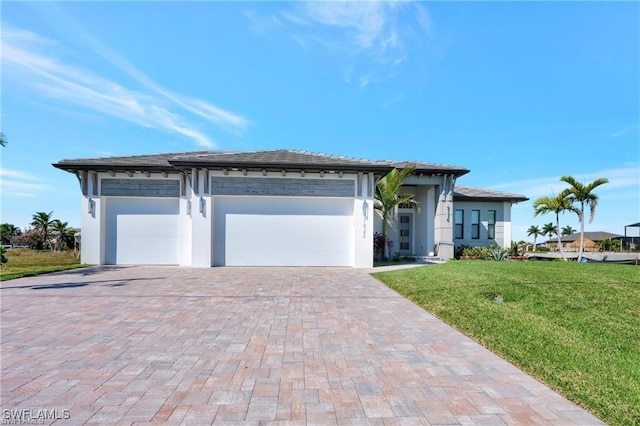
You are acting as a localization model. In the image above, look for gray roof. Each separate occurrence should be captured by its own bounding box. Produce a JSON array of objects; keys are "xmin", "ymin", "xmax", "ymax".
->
[
  {"xmin": 546, "ymin": 231, "xmax": 623, "ymax": 243},
  {"xmin": 53, "ymin": 149, "xmax": 470, "ymax": 175},
  {"xmin": 453, "ymin": 185, "xmax": 528, "ymax": 202}
]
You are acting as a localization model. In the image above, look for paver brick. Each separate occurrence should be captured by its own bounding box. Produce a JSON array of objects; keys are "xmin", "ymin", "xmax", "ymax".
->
[{"xmin": 1, "ymin": 266, "xmax": 604, "ymax": 425}]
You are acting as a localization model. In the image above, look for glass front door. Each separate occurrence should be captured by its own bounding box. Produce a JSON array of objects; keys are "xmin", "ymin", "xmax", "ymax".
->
[{"xmin": 399, "ymin": 213, "xmax": 412, "ymax": 255}]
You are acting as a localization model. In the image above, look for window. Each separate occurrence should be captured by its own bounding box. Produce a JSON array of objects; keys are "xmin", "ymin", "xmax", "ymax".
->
[
  {"xmin": 488, "ymin": 210, "xmax": 496, "ymax": 239},
  {"xmin": 471, "ymin": 210, "xmax": 480, "ymax": 239},
  {"xmin": 454, "ymin": 209, "xmax": 464, "ymax": 239}
]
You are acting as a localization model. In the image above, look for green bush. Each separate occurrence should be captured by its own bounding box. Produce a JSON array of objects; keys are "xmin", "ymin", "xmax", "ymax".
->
[
  {"xmin": 454, "ymin": 245, "xmax": 470, "ymax": 259},
  {"xmin": 490, "ymin": 246, "xmax": 510, "ymax": 261},
  {"xmin": 462, "ymin": 246, "xmax": 492, "ymax": 260}
]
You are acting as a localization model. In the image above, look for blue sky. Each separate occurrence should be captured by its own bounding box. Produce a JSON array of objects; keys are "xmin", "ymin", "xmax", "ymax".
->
[{"xmin": 1, "ymin": 1, "xmax": 638, "ymax": 243}]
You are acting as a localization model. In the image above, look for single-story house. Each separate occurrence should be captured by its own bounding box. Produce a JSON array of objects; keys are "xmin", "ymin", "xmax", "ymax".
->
[
  {"xmin": 53, "ymin": 149, "xmax": 527, "ymax": 267},
  {"xmin": 545, "ymin": 231, "xmax": 623, "ymax": 252}
]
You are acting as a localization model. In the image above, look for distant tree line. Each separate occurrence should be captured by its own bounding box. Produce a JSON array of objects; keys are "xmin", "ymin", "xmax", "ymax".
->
[{"xmin": 1, "ymin": 211, "xmax": 76, "ymax": 251}]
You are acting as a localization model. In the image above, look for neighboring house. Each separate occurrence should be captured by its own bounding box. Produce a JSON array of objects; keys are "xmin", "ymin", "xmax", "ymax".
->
[
  {"xmin": 545, "ymin": 231, "xmax": 623, "ymax": 252},
  {"xmin": 621, "ymin": 222, "xmax": 640, "ymax": 251},
  {"xmin": 53, "ymin": 149, "xmax": 527, "ymax": 267}
]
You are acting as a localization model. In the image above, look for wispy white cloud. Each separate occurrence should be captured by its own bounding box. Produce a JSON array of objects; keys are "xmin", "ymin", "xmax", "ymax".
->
[
  {"xmin": 248, "ymin": 1, "xmax": 433, "ymax": 88},
  {"xmin": 610, "ymin": 123, "xmax": 637, "ymax": 138},
  {"xmin": 0, "ymin": 169, "xmax": 44, "ymax": 182},
  {"xmin": 491, "ymin": 164, "xmax": 640, "ymax": 199},
  {"xmin": 359, "ymin": 72, "xmax": 377, "ymax": 87},
  {"xmin": 0, "ymin": 169, "xmax": 51, "ymax": 198},
  {"xmin": 1, "ymin": 25, "xmax": 250, "ymax": 148},
  {"xmin": 381, "ymin": 93, "xmax": 405, "ymax": 108},
  {"xmin": 296, "ymin": 2, "xmax": 388, "ymax": 51},
  {"xmin": 78, "ymin": 32, "xmax": 250, "ymax": 136}
]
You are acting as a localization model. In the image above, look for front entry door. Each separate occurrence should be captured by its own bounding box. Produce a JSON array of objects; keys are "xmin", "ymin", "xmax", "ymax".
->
[{"xmin": 399, "ymin": 213, "xmax": 412, "ymax": 255}]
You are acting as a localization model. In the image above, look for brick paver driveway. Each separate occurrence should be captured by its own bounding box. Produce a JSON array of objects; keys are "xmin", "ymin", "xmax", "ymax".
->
[{"xmin": 1, "ymin": 266, "xmax": 602, "ymax": 425}]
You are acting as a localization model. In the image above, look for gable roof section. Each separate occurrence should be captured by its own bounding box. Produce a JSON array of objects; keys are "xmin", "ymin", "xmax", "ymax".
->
[
  {"xmin": 453, "ymin": 185, "xmax": 528, "ymax": 203},
  {"xmin": 53, "ymin": 149, "xmax": 470, "ymax": 176}
]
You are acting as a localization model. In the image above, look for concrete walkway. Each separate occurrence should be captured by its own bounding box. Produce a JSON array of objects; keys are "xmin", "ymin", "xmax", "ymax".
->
[{"xmin": 1, "ymin": 266, "xmax": 603, "ymax": 425}]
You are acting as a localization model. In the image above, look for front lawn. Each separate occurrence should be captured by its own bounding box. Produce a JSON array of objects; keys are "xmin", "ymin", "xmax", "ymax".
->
[
  {"xmin": 374, "ymin": 261, "xmax": 640, "ymax": 426},
  {"xmin": 1, "ymin": 249, "xmax": 87, "ymax": 281}
]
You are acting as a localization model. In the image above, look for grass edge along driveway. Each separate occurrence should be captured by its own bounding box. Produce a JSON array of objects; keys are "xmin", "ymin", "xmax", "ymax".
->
[
  {"xmin": 373, "ymin": 261, "xmax": 640, "ymax": 426},
  {"xmin": 0, "ymin": 249, "xmax": 87, "ymax": 281}
]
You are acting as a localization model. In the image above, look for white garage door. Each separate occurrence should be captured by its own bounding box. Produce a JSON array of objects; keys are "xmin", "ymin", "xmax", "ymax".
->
[
  {"xmin": 105, "ymin": 198, "xmax": 180, "ymax": 265},
  {"xmin": 213, "ymin": 197, "xmax": 354, "ymax": 266}
]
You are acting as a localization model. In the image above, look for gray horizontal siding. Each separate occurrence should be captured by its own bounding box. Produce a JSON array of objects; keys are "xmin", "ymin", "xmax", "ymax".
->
[
  {"xmin": 101, "ymin": 179, "xmax": 180, "ymax": 197},
  {"xmin": 211, "ymin": 177, "xmax": 355, "ymax": 197}
]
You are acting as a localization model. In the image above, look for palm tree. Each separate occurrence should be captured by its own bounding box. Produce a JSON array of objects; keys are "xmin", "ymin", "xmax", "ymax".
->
[
  {"xmin": 527, "ymin": 225, "xmax": 541, "ymax": 251},
  {"xmin": 374, "ymin": 167, "xmax": 417, "ymax": 260},
  {"xmin": 533, "ymin": 194, "xmax": 578, "ymax": 261},
  {"xmin": 560, "ymin": 176, "xmax": 609, "ymax": 262},
  {"xmin": 0, "ymin": 132, "xmax": 7, "ymax": 147},
  {"xmin": 542, "ymin": 222, "xmax": 556, "ymax": 238},
  {"xmin": 31, "ymin": 211, "xmax": 55, "ymax": 250},
  {"xmin": 51, "ymin": 220, "xmax": 70, "ymax": 251},
  {"xmin": 561, "ymin": 225, "xmax": 576, "ymax": 236}
]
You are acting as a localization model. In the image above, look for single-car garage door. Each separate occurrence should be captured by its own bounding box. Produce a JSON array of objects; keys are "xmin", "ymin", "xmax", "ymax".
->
[
  {"xmin": 105, "ymin": 197, "xmax": 180, "ymax": 265},
  {"xmin": 213, "ymin": 197, "xmax": 354, "ymax": 266}
]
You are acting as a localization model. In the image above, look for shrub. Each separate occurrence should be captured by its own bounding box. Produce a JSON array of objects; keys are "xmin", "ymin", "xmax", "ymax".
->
[
  {"xmin": 490, "ymin": 246, "xmax": 510, "ymax": 261},
  {"xmin": 596, "ymin": 239, "xmax": 622, "ymax": 252},
  {"xmin": 374, "ymin": 232, "xmax": 394, "ymax": 260},
  {"xmin": 11, "ymin": 229, "xmax": 45, "ymax": 250},
  {"xmin": 454, "ymin": 245, "xmax": 470, "ymax": 259},
  {"xmin": 462, "ymin": 246, "xmax": 492, "ymax": 260},
  {"xmin": 0, "ymin": 246, "xmax": 7, "ymax": 266}
]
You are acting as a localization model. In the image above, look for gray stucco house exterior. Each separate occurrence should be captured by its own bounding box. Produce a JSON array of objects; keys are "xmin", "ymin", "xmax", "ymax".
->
[{"xmin": 54, "ymin": 149, "xmax": 527, "ymax": 267}]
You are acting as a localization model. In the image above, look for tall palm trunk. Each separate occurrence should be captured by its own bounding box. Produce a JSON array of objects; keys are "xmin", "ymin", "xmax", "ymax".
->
[
  {"xmin": 382, "ymin": 212, "xmax": 389, "ymax": 260},
  {"xmin": 578, "ymin": 201, "xmax": 585, "ymax": 262},
  {"xmin": 556, "ymin": 213, "xmax": 567, "ymax": 261}
]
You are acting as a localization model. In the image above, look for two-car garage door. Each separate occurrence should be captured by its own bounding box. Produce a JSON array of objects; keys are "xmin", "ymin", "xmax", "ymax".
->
[{"xmin": 213, "ymin": 197, "xmax": 354, "ymax": 266}]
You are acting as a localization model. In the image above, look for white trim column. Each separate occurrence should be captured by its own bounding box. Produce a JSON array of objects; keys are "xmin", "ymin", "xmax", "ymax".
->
[
  {"xmin": 353, "ymin": 172, "xmax": 374, "ymax": 267},
  {"xmin": 502, "ymin": 201, "xmax": 512, "ymax": 248},
  {"xmin": 434, "ymin": 174, "xmax": 455, "ymax": 260},
  {"xmin": 190, "ymin": 169, "xmax": 213, "ymax": 267}
]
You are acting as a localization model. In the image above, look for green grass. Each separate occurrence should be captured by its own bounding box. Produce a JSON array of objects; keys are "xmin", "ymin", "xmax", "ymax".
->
[
  {"xmin": 373, "ymin": 261, "xmax": 640, "ymax": 426},
  {"xmin": 374, "ymin": 259, "xmax": 418, "ymax": 267},
  {"xmin": 1, "ymin": 249, "xmax": 88, "ymax": 281}
]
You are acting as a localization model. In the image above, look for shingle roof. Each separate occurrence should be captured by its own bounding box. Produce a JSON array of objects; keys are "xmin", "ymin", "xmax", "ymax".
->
[
  {"xmin": 546, "ymin": 231, "xmax": 622, "ymax": 243},
  {"xmin": 453, "ymin": 185, "xmax": 528, "ymax": 202},
  {"xmin": 53, "ymin": 151, "xmax": 211, "ymax": 170},
  {"xmin": 53, "ymin": 149, "xmax": 470, "ymax": 175}
]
